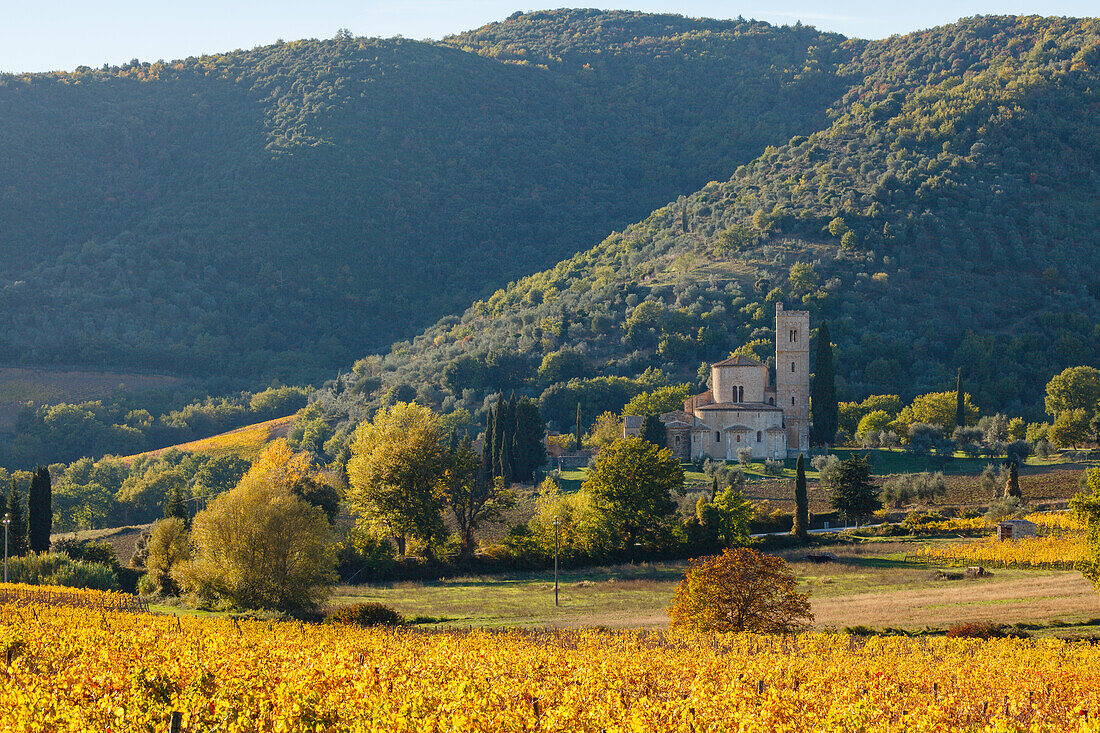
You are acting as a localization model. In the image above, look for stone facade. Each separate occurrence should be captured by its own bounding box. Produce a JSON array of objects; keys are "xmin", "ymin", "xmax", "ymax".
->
[
  {"xmin": 671, "ymin": 303, "xmax": 810, "ymax": 460},
  {"xmin": 774, "ymin": 303, "xmax": 811, "ymax": 455}
]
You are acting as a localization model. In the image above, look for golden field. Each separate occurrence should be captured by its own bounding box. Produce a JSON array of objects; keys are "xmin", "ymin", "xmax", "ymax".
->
[{"xmin": 2, "ymin": 601, "xmax": 1100, "ymax": 732}]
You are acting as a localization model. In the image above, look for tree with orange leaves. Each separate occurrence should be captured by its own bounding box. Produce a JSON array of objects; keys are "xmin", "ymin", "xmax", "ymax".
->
[{"xmin": 669, "ymin": 547, "xmax": 812, "ymax": 633}]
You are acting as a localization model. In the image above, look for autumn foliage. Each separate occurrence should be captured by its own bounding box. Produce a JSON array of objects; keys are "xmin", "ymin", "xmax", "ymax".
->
[{"xmin": 669, "ymin": 548, "xmax": 812, "ymax": 633}]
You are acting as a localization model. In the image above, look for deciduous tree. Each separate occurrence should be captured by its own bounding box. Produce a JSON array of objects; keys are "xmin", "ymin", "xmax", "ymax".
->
[
  {"xmin": 583, "ymin": 437, "xmax": 681, "ymax": 552},
  {"xmin": 346, "ymin": 402, "xmax": 448, "ymax": 557},
  {"xmin": 175, "ymin": 467, "xmax": 335, "ymax": 611},
  {"xmin": 669, "ymin": 548, "xmax": 812, "ymax": 633}
]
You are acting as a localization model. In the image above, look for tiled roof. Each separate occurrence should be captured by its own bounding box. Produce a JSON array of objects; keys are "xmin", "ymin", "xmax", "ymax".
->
[{"xmin": 711, "ymin": 354, "xmax": 765, "ymax": 367}]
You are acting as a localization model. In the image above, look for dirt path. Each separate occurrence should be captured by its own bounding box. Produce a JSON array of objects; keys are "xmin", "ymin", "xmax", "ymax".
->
[{"xmin": 811, "ymin": 571, "xmax": 1100, "ymax": 629}]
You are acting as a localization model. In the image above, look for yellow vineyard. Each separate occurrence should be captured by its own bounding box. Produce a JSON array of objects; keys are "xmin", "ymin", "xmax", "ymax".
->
[
  {"xmin": 0, "ymin": 582, "xmax": 148, "ymax": 613},
  {"xmin": 2, "ymin": 603, "xmax": 1100, "ymax": 732},
  {"xmin": 909, "ymin": 511, "xmax": 1088, "ymax": 569}
]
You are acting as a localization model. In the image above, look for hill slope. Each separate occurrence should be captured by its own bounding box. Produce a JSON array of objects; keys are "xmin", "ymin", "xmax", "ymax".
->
[
  {"xmin": 0, "ymin": 11, "xmax": 852, "ymax": 386},
  {"xmin": 313, "ymin": 14, "xmax": 1100, "ymax": 443}
]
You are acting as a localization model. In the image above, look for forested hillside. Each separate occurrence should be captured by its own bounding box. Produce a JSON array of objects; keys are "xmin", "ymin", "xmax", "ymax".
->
[
  {"xmin": 0, "ymin": 11, "xmax": 851, "ymax": 386},
  {"xmin": 308, "ymin": 14, "xmax": 1100, "ymax": 453}
]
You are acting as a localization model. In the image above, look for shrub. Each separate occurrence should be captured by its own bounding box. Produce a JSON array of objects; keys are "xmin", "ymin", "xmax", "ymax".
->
[
  {"xmin": 7, "ymin": 552, "xmax": 119, "ymax": 591},
  {"xmin": 324, "ymin": 602, "xmax": 405, "ymax": 627},
  {"xmin": 946, "ymin": 621, "xmax": 1012, "ymax": 639}
]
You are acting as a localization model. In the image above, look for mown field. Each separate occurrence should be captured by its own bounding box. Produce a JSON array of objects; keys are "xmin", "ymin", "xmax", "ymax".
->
[{"xmin": 326, "ymin": 538, "xmax": 1100, "ymax": 636}]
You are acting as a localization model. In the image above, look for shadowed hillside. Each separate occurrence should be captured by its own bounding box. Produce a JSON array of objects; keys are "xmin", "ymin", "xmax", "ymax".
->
[{"xmin": 0, "ymin": 11, "xmax": 852, "ymax": 386}]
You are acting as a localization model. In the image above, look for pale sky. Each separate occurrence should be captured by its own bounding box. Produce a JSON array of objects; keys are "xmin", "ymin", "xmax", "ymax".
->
[{"xmin": 1, "ymin": 1, "xmax": 1096, "ymax": 73}]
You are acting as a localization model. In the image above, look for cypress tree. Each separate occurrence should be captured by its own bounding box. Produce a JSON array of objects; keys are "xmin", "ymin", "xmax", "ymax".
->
[
  {"xmin": 574, "ymin": 403, "xmax": 583, "ymax": 450},
  {"xmin": 5, "ymin": 480, "xmax": 29, "ymax": 556},
  {"xmin": 641, "ymin": 414, "xmax": 666, "ymax": 447},
  {"xmin": 955, "ymin": 368, "xmax": 966, "ymax": 429},
  {"xmin": 483, "ymin": 402, "xmax": 496, "ymax": 480},
  {"xmin": 491, "ymin": 396, "xmax": 506, "ymax": 479},
  {"xmin": 792, "ymin": 453, "xmax": 809, "ymax": 541},
  {"xmin": 710, "ymin": 476, "xmax": 719, "ymax": 502},
  {"xmin": 499, "ymin": 397, "xmax": 516, "ymax": 485},
  {"xmin": 27, "ymin": 466, "xmax": 52, "ymax": 553},
  {"xmin": 512, "ymin": 398, "xmax": 546, "ymax": 483},
  {"xmin": 810, "ymin": 322, "xmax": 837, "ymax": 446},
  {"xmin": 1005, "ymin": 460, "xmax": 1022, "ymax": 499}
]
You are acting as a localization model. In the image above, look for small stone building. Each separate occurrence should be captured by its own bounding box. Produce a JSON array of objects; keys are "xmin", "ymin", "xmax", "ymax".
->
[{"xmin": 997, "ymin": 519, "xmax": 1037, "ymax": 541}]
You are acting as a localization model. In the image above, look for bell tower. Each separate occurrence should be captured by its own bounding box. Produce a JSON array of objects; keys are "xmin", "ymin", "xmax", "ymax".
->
[{"xmin": 775, "ymin": 303, "xmax": 810, "ymax": 456}]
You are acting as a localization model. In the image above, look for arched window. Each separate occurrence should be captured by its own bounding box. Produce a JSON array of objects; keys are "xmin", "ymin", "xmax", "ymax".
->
[
  {"xmin": 738, "ymin": 385, "xmax": 744, "ymax": 402},
  {"xmin": 736, "ymin": 434, "xmax": 741, "ymax": 442},
  {"xmin": 756, "ymin": 431, "xmax": 762, "ymax": 442},
  {"xmin": 791, "ymin": 361, "xmax": 796, "ymax": 372},
  {"xmin": 790, "ymin": 329, "xmax": 797, "ymax": 342},
  {"xmin": 715, "ymin": 432, "xmax": 721, "ymax": 442},
  {"xmin": 791, "ymin": 396, "xmax": 796, "ymax": 405},
  {"xmin": 768, "ymin": 397, "xmax": 775, "ymax": 406}
]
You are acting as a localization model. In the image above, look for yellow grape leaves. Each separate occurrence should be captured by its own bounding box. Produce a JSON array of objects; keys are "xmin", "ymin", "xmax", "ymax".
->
[{"xmin": 1, "ymin": 602, "xmax": 1100, "ymax": 731}]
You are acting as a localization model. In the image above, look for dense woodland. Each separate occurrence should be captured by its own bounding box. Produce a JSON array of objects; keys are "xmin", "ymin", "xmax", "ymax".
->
[
  {"xmin": 1, "ymin": 11, "xmax": 1099, "ymax": 472},
  {"xmin": 0, "ymin": 11, "xmax": 849, "ymax": 386},
  {"xmin": 302, "ymin": 13, "xmax": 1100, "ymax": 457}
]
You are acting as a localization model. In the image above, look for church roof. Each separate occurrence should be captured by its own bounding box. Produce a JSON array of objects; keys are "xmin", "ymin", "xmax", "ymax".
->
[
  {"xmin": 712, "ymin": 354, "xmax": 765, "ymax": 368},
  {"xmin": 663, "ymin": 420, "xmax": 695, "ymax": 429},
  {"xmin": 660, "ymin": 410, "xmax": 695, "ymax": 423},
  {"xmin": 696, "ymin": 402, "xmax": 783, "ymax": 412},
  {"xmin": 723, "ymin": 424, "xmax": 753, "ymax": 432}
]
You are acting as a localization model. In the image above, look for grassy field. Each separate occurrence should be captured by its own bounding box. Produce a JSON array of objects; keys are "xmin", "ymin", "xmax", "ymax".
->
[{"xmin": 326, "ymin": 539, "xmax": 1100, "ymax": 636}]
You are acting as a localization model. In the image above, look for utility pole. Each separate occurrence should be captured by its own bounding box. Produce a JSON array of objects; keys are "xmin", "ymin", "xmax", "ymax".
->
[{"xmin": 553, "ymin": 517, "xmax": 560, "ymax": 607}]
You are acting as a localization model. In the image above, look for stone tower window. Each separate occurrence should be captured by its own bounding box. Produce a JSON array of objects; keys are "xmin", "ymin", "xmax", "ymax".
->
[
  {"xmin": 791, "ymin": 396, "xmax": 795, "ymax": 405},
  {"xmin": 756, "ymin": 431, "xmax": 762, "ymax": 442},
  {"xmin": 715, "ymin": 431, "xmax": 721, "ymax": 442},
  {"xmin": 791, "ymin": 361, "xmax": 796, "ymax": 372},
  {"xmin": 769, "ymin": 397, "xmax": 774, "ymax": 405},
  {"xmin": 790, "ymin": 329, "xmax": 798, "ymax": 342},
  {"xmin": 737, "ymin": 385, "xmax": 744, "ymax": 402}
]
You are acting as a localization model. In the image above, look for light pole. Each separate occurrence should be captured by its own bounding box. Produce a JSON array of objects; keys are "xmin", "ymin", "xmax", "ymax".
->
[
  {"xmin": 3, "ymin": 513, "xmax": 10, "ymax": 584},
  {"xmin": 553, "ymin": 517, "xmax": 560, "ymax": 607}
]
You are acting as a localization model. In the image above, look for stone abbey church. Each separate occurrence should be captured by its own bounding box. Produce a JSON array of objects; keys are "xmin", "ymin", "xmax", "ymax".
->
[{"xmin": 626, "ymin": 303, "xmax": 810, "ymax": 460}]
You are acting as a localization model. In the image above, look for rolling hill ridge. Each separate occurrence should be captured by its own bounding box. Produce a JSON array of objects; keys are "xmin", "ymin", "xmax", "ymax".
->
[
  {"xmin": 0, "ymin": 11, "xmax": 852, "ymax": 386},
  {"xmin": 308, "ymin": 14, "xmax": 1100, "ymax": 450}
]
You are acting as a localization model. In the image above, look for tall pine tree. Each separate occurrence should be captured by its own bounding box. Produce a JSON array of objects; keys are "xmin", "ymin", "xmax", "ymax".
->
[
  {"xmin": 5, "ymin": 480, "xmax": 29, "ymax": 556},
  {"xmin": 164, "ymin": 482, "xmax": 189, "ymax": 526},
  {"xmin": 792, "ymin": 453, "xmax": 809, "ymax": 541},
  {"xmin": 810, "ymin": 322, "xmax": 837, "ymax": 446},
  {"xmin": 955, "ymin": 368, "xmax": 966, "ymax": 429},
  {"xmin": 27, "ymin": 466, "xmax": 52, "ymax": 553}
]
